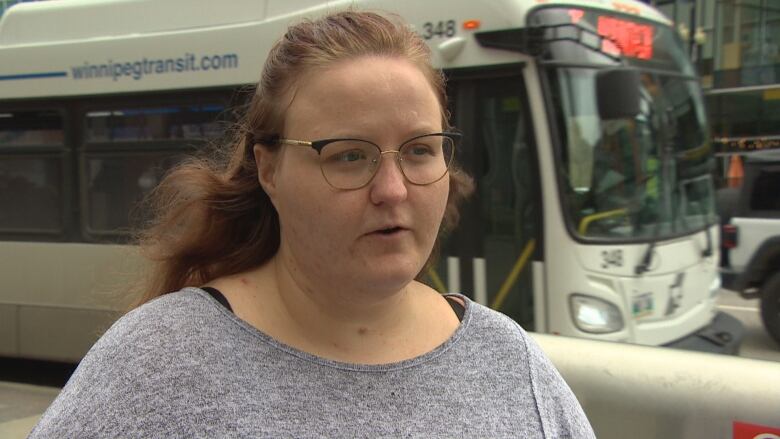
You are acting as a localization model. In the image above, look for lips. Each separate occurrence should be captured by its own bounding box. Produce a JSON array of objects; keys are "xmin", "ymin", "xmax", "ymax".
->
[{"xmin": 367, "ymin": 224, "xmax": 409, "ymax": 236}]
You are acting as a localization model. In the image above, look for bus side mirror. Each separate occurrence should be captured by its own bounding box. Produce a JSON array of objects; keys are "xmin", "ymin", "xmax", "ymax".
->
[{"xmin": 597, "ymin": 68, "xmax": 640, "ymax": 120}]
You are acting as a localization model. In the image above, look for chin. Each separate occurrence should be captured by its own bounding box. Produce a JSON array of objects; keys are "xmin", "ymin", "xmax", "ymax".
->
[{"xmin": 362, "ymin": 255, "xmax": 424, "ymax": 290}]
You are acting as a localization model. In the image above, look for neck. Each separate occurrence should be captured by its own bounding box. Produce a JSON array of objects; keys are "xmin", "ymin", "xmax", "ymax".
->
[{"xmin": 256, "ymin": 252, "xmax": 426, "ymax": 363}]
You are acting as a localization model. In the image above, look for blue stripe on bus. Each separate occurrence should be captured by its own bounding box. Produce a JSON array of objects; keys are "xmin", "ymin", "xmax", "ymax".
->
[{"xmin": 0, "ymin": 71, "xmax": 68, "ymax": 81}]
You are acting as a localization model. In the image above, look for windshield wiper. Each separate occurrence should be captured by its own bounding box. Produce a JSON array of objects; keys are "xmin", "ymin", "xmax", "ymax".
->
[{"xmin": 635, "ymin": 221, "xmax": 662, "ymax": 275}]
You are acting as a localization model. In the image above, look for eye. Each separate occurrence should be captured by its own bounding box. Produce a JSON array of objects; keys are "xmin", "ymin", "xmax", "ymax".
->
[
  {"xmin": 402, "ymin": 140, "xmax": 440, "ymax": 162},
  {"xmin": 408, "ymin": 144, "xmax": 435, "ymax": 156},
  {"xmin": 335, "ymin": 149, "xmax": 368, "ymax": 162},
  {"xmin": 320, "ymin": 140, "xmax": 377, "ymax": 168}
]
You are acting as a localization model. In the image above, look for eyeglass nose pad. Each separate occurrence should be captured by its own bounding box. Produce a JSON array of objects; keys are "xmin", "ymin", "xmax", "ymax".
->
[
  {"xmin": 369, "ymin": 155, "xmax": 382, "ymax": 170},
  {"xmin": 376, "ymin": 149, "xmax": 407, "ymax": 178},
  {"xmin": 365, "ymin": 155, "xmax": 382, "ymax": 180}
]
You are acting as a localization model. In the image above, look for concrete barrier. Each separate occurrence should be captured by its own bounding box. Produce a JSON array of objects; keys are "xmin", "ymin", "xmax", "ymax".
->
[{"xmin": 533, "ymin": 333, "xmax": 780, "ymax": 438}]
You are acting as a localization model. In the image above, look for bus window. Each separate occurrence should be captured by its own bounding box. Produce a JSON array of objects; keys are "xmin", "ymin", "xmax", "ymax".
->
[
  {"xmin": 0, "ymin": 110, "xmax": 63, "ymax": 146},
  {"xmin": 549, "ymin": 68, "xmax": 715, "ymax": 240},
  {"xmin": 0, "ymin": 110, "xmax": 65, "ymax": 235},
  {"xmin": 82, "ymin": 103, "xmax": 227, "ymax": 239},
  {"xmin": 85, "ymin": 153, "xmax": 183, "ymax": 234},
  {"xmin": 0, "ymin": 156, "xmax": 63, "ymax": 232},
  {"xmin": 86, "ymin": 105, "xmax": 225, "ymax": 143}
]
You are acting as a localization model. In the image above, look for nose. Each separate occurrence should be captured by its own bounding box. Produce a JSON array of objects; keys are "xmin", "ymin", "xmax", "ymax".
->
[{"xmin": 368, "ymin": 151, "xmax": 408, "ymax": 205}]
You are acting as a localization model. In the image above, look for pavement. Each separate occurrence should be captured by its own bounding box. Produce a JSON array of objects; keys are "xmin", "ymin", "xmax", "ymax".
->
[
  {"xmin": 716, "ymin": 289, "xmax": 780, "ymax": 362},
  {"xmin": 0, "ymin": 382, "xmax": 59, "ymax": 439}
]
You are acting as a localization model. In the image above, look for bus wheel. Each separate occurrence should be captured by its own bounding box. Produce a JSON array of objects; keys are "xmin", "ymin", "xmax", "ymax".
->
[{"xmin": 760, "ymin": 272, "xmax": 780, "ymax": 348}]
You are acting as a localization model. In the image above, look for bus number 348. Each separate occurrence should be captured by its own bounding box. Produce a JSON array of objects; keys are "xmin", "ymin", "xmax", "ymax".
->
[
  {"xmin": 601, "ymin": 249, "xmax": 624, "ymax": 269},
  {"xmin": 421, "ymin": 20, "xmax": 456, "ymax": 39}
]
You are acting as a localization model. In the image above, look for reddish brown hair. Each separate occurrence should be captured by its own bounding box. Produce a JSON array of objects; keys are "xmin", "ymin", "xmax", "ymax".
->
[{"xmin": 132, "ymin": 10, "xmax": 473, "ymax": 308}]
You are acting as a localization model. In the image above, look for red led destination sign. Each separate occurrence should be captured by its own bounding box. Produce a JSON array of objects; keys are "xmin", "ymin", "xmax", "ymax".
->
[{"xmin": 596, "ymin": 15, "xmax": 654, "ymax": 60}]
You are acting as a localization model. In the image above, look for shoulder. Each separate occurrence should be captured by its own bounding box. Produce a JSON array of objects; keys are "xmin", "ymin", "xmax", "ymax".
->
[
  {"xmin": 85, "ymin": 287, "xmax": 238, "ymax": 371},
  {"xmin": 456, "ymin": 299, "xmax": 543, "ymax": 373},
  {"xmin": 82, "ymin": 288, "xmax": 222, "ymax": 355},
  {"xmin": 28, "ymin": 288, "xmax": 229, "ymax": 438},
  {"xmin": 458, "ymin": 298, "xmax": 529, "ymax": 347},
  {"xmin": 460, "ymin": 298, "xmax": 596, "ymax": 438},
  {"xmin": 127, "ymin": 287, "xmax": 218, "ymax": 323}
]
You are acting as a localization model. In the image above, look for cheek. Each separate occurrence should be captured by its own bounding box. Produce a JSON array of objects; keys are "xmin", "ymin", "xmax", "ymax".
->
[
  {"xmin": 420, "ymin": 178, "xmax": 450, "ymax": 233},
  {"xmin": 436, "ymin": 176, "xmax": 451, "ymax": 215},
  {"xmin": 278, "ymin": 186, "xmax": 325, "ymax": 236},
  {"xmin": 273, "ymin": 165, "xmax": 320, "ymax": 236},
  {"xmin": 276, "ymin": 178, "xmax": 352, "ymax": 253}
]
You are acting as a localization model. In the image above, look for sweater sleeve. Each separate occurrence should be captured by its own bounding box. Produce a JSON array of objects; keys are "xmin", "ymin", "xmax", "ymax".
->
[
  {"xmin": 27, "ymin": 292, "xmax": 199, "ymax": 438},
  {"xmin": 518, "ymin": 325, "xmax": 597, "ymax": 439}
]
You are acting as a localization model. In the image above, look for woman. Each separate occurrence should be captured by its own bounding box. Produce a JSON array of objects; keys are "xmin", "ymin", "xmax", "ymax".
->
[{"xmin": 30, "ymin": 10, "xmax": 594, "ymax": 438}]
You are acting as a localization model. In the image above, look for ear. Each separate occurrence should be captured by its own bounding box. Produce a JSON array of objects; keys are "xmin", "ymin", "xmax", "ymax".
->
[{"xmin": 254, "ymin": 143, "xmax": 279, "ymax": 198}]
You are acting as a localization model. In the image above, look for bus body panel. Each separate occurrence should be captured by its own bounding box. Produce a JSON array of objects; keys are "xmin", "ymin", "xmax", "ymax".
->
[
  {"xmin": 0, "ymin": 0, "xmax": 271, "ymax": 46},
  {"xmin": 573, "ymin": 228, "xmax": 720, "ymax": 276},
  {"xmin": 0, "ymin": 0, "xmax": 669, "ymax": 48},
  {"xmin": 0, "ymin": 0, "xmax": 667, "ymax": 100},
  {"xmin": 0, "ymin": 0, "xmax": 527, "ymax": 100},
  {"xmin": 1, "ymin": 241, "xmax": 135, "ymax": 308},
  {"xmin": 0, "ymin": 241, "xmax": 134, "ymax": 361}
]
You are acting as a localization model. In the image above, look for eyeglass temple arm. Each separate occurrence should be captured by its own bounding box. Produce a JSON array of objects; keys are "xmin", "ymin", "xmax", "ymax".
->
[
  {"xmin": 278, "ymin": 139, "xmax": 313, "ymax": 147},
  {"xmin": 253, "ymin": 134, "xmax": 312, "ymax": 147}
]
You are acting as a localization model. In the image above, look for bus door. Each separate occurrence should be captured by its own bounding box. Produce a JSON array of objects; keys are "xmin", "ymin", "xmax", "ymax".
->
[{"xmin": 431, "ymin": 67, "xmax": 542, "ymax": 330}]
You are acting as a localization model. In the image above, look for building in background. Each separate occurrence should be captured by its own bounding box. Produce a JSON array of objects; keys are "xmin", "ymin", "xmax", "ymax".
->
[{"xmin": 654, "ymin": 0, "xmax": 780, "ymax": 186}]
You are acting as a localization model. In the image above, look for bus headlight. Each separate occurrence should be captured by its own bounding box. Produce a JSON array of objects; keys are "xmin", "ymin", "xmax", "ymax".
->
[
  {"xmin": 570, "ymin": 294, "xmax": 624, "ymax": 333},
  {"xmin": 710, "ymin": 276, "xmax": 721, "ymax": 298}
]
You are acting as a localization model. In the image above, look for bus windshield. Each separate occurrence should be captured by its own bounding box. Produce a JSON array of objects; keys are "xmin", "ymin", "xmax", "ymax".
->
[{"xmin": 533, "ymin": 7, "xmax": 717, "ymax": 241}]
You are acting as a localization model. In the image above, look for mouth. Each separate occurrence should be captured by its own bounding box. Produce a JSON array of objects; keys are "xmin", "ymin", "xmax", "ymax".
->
[
  {"xmin": 377, "ymin": 226, "xmax": 404, "ymax": 235},
  {"xmin": 369, "ymin": 226, "xmax": 408, "ymax": 236}
]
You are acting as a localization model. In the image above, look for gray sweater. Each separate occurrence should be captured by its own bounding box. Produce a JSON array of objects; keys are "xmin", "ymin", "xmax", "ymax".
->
[{"xmin": 30, "ymin": 288, "xmax": 595, "ymax": 438}]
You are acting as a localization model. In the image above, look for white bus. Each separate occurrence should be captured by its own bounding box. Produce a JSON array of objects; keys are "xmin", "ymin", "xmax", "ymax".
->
[{"xmin": 0, "ymin": 0, "xmax": 743, "ymax": 363}]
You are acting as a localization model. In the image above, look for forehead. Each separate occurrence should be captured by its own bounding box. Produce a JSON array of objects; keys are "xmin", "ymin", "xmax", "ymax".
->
[{"xmin": 284, "ymin": 56, "xmax": 442, "ymax": 137}]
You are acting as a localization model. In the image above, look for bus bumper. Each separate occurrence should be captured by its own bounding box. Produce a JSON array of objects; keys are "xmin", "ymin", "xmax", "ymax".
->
[{"xmin": 663, "ymin": 312, "xmax": 744, "ymax": 355}]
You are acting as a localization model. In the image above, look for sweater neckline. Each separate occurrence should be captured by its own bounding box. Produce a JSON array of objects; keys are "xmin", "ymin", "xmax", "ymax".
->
[{"xmin": 188, "ymin": 287, "xmax": 473, "ymax": 372}]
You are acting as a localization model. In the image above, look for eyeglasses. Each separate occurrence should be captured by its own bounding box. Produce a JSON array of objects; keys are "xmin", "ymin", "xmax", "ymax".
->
[{"xmin": 264, "ymin": 132, "xmax": 459, "ymax": 190}]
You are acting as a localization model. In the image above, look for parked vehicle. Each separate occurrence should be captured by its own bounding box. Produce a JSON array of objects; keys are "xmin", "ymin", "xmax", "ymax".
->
[{"xmin": 719, "ymin": 150, "xmax": 780, "ymax": 346}]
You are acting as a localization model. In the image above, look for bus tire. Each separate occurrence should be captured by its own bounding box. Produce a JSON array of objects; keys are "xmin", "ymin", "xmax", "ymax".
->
[{"xmin": 760, "ymin": 272, "xmax": 780, "ymax": 348}]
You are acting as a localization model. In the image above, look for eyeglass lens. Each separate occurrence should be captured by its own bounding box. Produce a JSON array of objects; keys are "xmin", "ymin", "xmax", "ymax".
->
[{"xmin": 318, "ymin": 134, "xmax": 454, "ymax": 189}]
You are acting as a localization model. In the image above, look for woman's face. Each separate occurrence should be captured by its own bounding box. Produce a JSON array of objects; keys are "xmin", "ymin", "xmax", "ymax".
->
[{"xmin": 261, "ymin": 56, "xmax": 449, "ymax": 295}]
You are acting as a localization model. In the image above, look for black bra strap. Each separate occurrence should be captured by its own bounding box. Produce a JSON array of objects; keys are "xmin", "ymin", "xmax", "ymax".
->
[
  {"xmin": 201, "ymin": 286, "xmax": 463, "ymax": 322},
  {"xmin": 201, "ymin": 287, "xmax": 234, "ymax": 313},
  {"xmin": 445, "ymin": 296, "xmax": 465, "ymax": 322}
]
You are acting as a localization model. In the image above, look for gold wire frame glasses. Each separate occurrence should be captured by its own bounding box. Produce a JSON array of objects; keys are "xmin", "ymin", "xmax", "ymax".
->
[{"xmin": 267, "ymin": 132, "xmax": 459, "ymax": 190}]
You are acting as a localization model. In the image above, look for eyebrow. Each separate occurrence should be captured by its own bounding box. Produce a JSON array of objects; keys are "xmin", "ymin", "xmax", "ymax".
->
[{"xmin": 315, "ymin": 127, "xmax": 442, "ymax": 142}]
